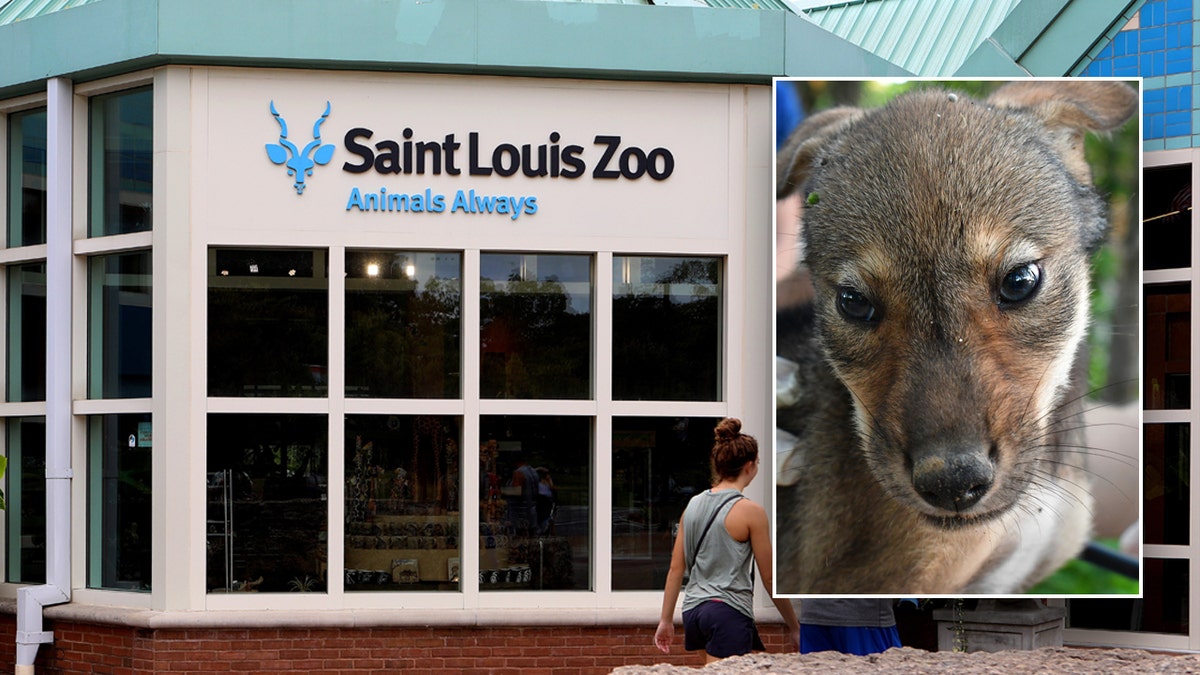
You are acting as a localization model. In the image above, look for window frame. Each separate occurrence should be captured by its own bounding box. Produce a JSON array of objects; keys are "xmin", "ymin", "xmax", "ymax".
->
[
  {"xmin": 78, "ymin": 81, "xmax": 155, "ymax": 595},
  {"xmin": 203, "ymin": 244, "xmax": 735, "ymax": 613}
]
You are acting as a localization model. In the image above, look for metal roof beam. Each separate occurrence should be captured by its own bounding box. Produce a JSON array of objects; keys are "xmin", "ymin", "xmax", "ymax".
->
[{"xmin": 956, "ymin": 0, "xmax": 1145, "ymax": 76}]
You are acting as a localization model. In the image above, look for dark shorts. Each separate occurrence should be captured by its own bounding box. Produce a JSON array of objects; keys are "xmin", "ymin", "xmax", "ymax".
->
[{"xmin": 682, "ymin": 599, "xmax": 764, "ymax": 658}]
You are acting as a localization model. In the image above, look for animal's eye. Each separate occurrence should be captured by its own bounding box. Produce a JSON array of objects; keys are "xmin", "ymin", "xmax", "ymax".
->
[
  {"xmin": 998, "ymin": 262, "xmax": 1042, "ymax": 306},
  {"xmin": 836, "ymin": 287, "xmax": 878, "ymax": 323}
]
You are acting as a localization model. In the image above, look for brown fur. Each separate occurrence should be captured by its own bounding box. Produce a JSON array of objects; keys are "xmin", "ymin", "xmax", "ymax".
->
[{"xmin": 775, "ymin": 81, "xmax": 1137, "ymax": 594}]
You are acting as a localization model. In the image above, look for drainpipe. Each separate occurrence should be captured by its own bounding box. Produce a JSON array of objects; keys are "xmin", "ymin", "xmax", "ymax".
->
[{"xmin": 16, "ymin": 77, "xmax": 73, "ymax": 674}]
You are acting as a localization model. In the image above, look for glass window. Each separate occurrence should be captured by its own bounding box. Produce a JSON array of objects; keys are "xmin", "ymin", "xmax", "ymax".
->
[
  {"xmin": 1145, "ymin": 423, "xmax": 1189, "ymax": 546},
  {"xmin": 480, "ymin": 253, "xmax": 591, "ymax": 399},
  {"xmin": 1145, "ymin": 283, "xmax": 1190, "ymax": 409},
  {"xmin": 208, "ymin": 248, "xmax": 328, "ymax": 397},
  {"xmin": 1068, "ymin": 558, "xmax": 1189, "ymax": 634},
  {"xmin": 345, "ymin": 415, "xmax": 461, "ymax": 591},
  {"xmin": 7, "ymin": 263, "xmax": 46, "ymax": 402},
  {"xmin": 7, "ymin": 108, "xmax": 47, "ymax": 247},
  {"xmin": 345, "ymin": 250, "xmax": 462, "ymax": 398},
  {"xmin": 611, "ymin": 417, "xmax": 718, "ymax": 590},
  {"xmin": 6, "ymin": 417, "xmax": 46, "ymax": 584},
  {"xmin": 206, "ymin": 414, "xmax": 327, "ymax": 593},
  {"xmin": 1144, "ymin": 164, "xmax": 1190, "ymax": 271},
  {"xmin": 88, "ymin": 252, "xmax": 152, "ymax": 399},
  {"xmin": 613, "ymin": 256, "xmax": 721, "ymax": 401},
  {"xmin": 87, "ymin": 413, "xmax": 151, "ymax": 591},
  {"xmin": 479, "ymin": 415, "xmax": 590, "ymax": 590},
  {"xmin": 89, "ymin": 88, "xmax": 152, "ymax": 237}
]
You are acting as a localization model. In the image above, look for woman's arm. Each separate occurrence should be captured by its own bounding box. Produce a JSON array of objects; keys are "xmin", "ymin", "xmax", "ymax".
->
[
  {"xmin": 654, "ymin": 517, "xmax": 688, "ymax": 653},
  {"xmin": 743, "ymin": 501, "xmax": 801, "ymax": 650}
]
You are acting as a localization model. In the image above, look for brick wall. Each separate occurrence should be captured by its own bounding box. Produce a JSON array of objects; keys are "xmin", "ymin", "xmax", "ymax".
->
[{"xmin": 0, "ymin": 615, "xmax": 793, "ymax": 674}]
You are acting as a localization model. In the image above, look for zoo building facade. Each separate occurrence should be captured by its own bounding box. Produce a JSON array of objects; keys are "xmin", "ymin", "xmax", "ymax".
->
[
  {"xmin": 0, "ymin": 1, "xmax": 913, "ymax": 673},
  {"xmin": 0, "ymin": 0, "xmax": 1160, "ymax": 672}
]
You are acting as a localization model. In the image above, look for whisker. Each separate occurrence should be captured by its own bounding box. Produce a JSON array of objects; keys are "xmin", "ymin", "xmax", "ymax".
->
[
  {"xmin": 1032, "ymin": 445, "xmax": 1139, "ymax": 468},
  {"xmin": 1027, "ymin": 458, "xmax": 1136, "ymax": 504}
]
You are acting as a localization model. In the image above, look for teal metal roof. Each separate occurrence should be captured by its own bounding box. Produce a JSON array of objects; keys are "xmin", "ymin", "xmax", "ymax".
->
[
  {"xmin": 0, "ymin": 0, "xmax": 1138, "ymax": 90},
  {"xmin": 0, "ymin": 0, "xmax": 99, "ymax": 25},
  {"xmin": 705, "ymin": 0, "xmax": 794, "ymax": 9},
  {"xmin": 0, "ymin": 0, "xmax": 796, "ymax": 25},
  {"xmin": 801, "ymin": 0, "xmax": 1020, "ymax": 76},
  {"xmin": 0, "ymin": 0, "xmax": 910, "ymax": 98}
]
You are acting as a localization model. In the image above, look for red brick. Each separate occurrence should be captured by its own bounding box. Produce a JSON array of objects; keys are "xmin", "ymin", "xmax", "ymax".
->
[{"xmin": 0, "ymin": 616, "xmax": 740, "ymax": 675}]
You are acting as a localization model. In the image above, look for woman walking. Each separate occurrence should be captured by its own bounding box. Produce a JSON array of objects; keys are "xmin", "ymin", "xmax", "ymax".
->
[{"xmin": 654, "ymin": 418, "xmax": 799, "ymax": 663}]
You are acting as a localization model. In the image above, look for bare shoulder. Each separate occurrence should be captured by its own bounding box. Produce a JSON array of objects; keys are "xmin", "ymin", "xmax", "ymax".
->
[{"xmin": 731, "ymin": 497, "xmax": 767, "ymax": 522}]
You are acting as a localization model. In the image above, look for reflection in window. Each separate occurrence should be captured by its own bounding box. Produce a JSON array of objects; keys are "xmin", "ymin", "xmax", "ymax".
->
[
  {"xmin": 613, "ymin": 256, "xmax": 721, "ymax": 401},
  {"xmin": 7, "ymin": 108, "xmax": 47, "ymax": 247},
  {"xmin": 344, "ymin": 415, "xmax": 461, "ymax": 591},
  {"xmin": 7, "ymin": 263, "xmax": 46, "ymax": 402},
  {"xmin": 87, "ymin": 413, "xmax": 152, "ymax": 591},
  {"xmin": 611, "ymin": 417, "xmax": 718, "ymax": 590},
  {"xmin": 346, "ymin": 250, "xmax": 462, "ymax": 398},
  {"xmin": 1069, "ymin": 558, "xmax": 1188, "ymax": 634},
  {"xmin": 1145, "ymin": 424, "xmax": 1189, "ymax": 546},
  {"xmin": 89, "ymin": 88, "xmax": 152, "ymax": 237},
  {"xmin": 480, "ymin": 254, "xmax": 591, "ymax": 399},
  {"xmin": 207, "ymin": 414, "xmax": 327, "ymax": 593},
  {"xmin": 88, "ymin": 252, "xmax": 152, "ymax": 399},
  {"xmin": 1145, "ymin": 284, "xmax": 1190, "ymax": 410},
  {"xmin": 479, "ymin": 416, "xmax": 590, "ymax": 590},
  {"xmin": 1144, "ymin": 164, "xmax": 1191, "ymax": 271},
  {"xmin": 6, "ymin": 417, "xmax": 46, "ymax": 584},
  {"xmin": 208, "ymin": 248, "xmax": 328, "ymax": 397}
]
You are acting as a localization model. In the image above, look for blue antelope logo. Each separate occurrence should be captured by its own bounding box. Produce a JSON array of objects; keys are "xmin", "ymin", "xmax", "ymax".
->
[{"xmin": 265, "ymin": 101, "xmax": 335, "ymax": 194}]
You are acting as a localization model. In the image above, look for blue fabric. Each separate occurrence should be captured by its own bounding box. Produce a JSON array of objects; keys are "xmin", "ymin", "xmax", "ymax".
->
[
  {"xmin": 799, "ymin": 624, "xmax": 901, "ymax": 655},
  {"xmin": 775, "ymin": 82, "xmax": 804, "ymax": 149}
]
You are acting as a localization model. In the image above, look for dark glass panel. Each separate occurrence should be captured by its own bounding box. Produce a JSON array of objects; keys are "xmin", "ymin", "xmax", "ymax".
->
[
  {"xmin": 7, "ymin": 263, "xmax": 46, "ymax": 402},
  {"xmin": 344, "ymin": 414, "xmax": 462, "ymax": 591},
  {"xmin": 208, "ymin": 248, "xmax": 328, "ymax": 397},
  {"xmin": 611, "ymin": 417, "xmax": 719, "ymax": 590},
  {"xmin": 88, "ymin": 413, "xmax": 152, "ymax": 591},
  {"xmin": 88, "ymin": 252, "xmax": 152, "ymax": 399},
  {"xmin": 479, "ymin": 415, "xmax": 590, "ymax": 590},
  {"xmin": 1145, "ymin": 283, "xmax": 1190, "ymax": 410},
  {"xmin": 345, "ymin": 250, "xmax": 462, "ymax": 398},
  {"xmin": 8, "ymin": 108, "xmax": 47, "ymax": 247},
  {"xmin": 480, "ymin": 253, "xmax": 591, "ymax": 399},
  {"xmin": 613, "ymin": 256, "xmax": 721, "ymax": 401},
  {"xmin": 89, "ymin": 88, "xmax": 152, "ymax": 237},
  {"xmin": 206, "ymin": 414, "xmax": 327, "ymax": 593},
  {"xmin": 6, "ymin": 417, "xmax": 46, "ymax": 584}
]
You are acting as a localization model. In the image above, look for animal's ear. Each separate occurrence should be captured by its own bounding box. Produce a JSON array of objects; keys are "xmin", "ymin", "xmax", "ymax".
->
[
  {"xmin": 776, "ymin": 107, "xmax": 864, "ymax": 199},
  {"xmin": 985, "ymin": 81, "xmax": 1138, "ymax": 184},
  {"xmin": 313, "ymin": 144, "xmax": 335, "ymax": 166},
  {"xmin": 266, "ymin": 144, "xmax": 288, "ymax": 165}
]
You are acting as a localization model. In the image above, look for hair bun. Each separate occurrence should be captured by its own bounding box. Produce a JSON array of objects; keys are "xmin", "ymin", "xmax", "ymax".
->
[{"xmin": 714, "ymin": 417, "xmax": 742, "ymax": 441}]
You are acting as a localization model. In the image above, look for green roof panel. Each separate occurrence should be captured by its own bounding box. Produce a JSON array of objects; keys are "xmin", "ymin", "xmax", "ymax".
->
[
  {"xmin": 0, "ymin": 0, "xmax": 100, "ymax": 25},
  {"xmin": 801, "ymin": 0, "xmax": 1021, "ymax": 76}
]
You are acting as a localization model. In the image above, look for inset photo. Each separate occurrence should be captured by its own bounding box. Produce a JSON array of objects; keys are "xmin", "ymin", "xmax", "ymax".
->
[{"xmin": 773, "ymin": 79, "xmax": 1141, "ymax": 596}]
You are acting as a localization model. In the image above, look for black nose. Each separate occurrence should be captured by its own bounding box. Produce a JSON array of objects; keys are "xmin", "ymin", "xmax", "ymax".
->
[{"xmin": 911, "ymin": 452, "xmax": 995, "ymax": 512}]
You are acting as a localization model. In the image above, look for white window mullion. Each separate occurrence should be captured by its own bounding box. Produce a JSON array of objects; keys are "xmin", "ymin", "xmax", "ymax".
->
[
  {"xmin": 462, "ymin": 248, "xmax": 481, "ymax": 607},
  {"xmin": 327, "ymin": 246, "xmax": 346, "ymax": 602},
  {"xmin": 594, "ymin": 251, "xmax": 613, "ymax": 599}
]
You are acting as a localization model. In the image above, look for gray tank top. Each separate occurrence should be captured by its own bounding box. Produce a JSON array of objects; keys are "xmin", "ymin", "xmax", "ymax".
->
[
  {"xmin": 680, "ymin": 488, "xmax": 754, "ymax": 619},
  {"xmin": 799, "ymin": 598, "xmax": 897, "ymax": 627}
]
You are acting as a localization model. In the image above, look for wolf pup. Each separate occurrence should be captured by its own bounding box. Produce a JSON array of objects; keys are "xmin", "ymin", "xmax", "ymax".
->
[{"xmin": 774, "ymin": 81, "xmax": 1137, "ymax": 594}]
